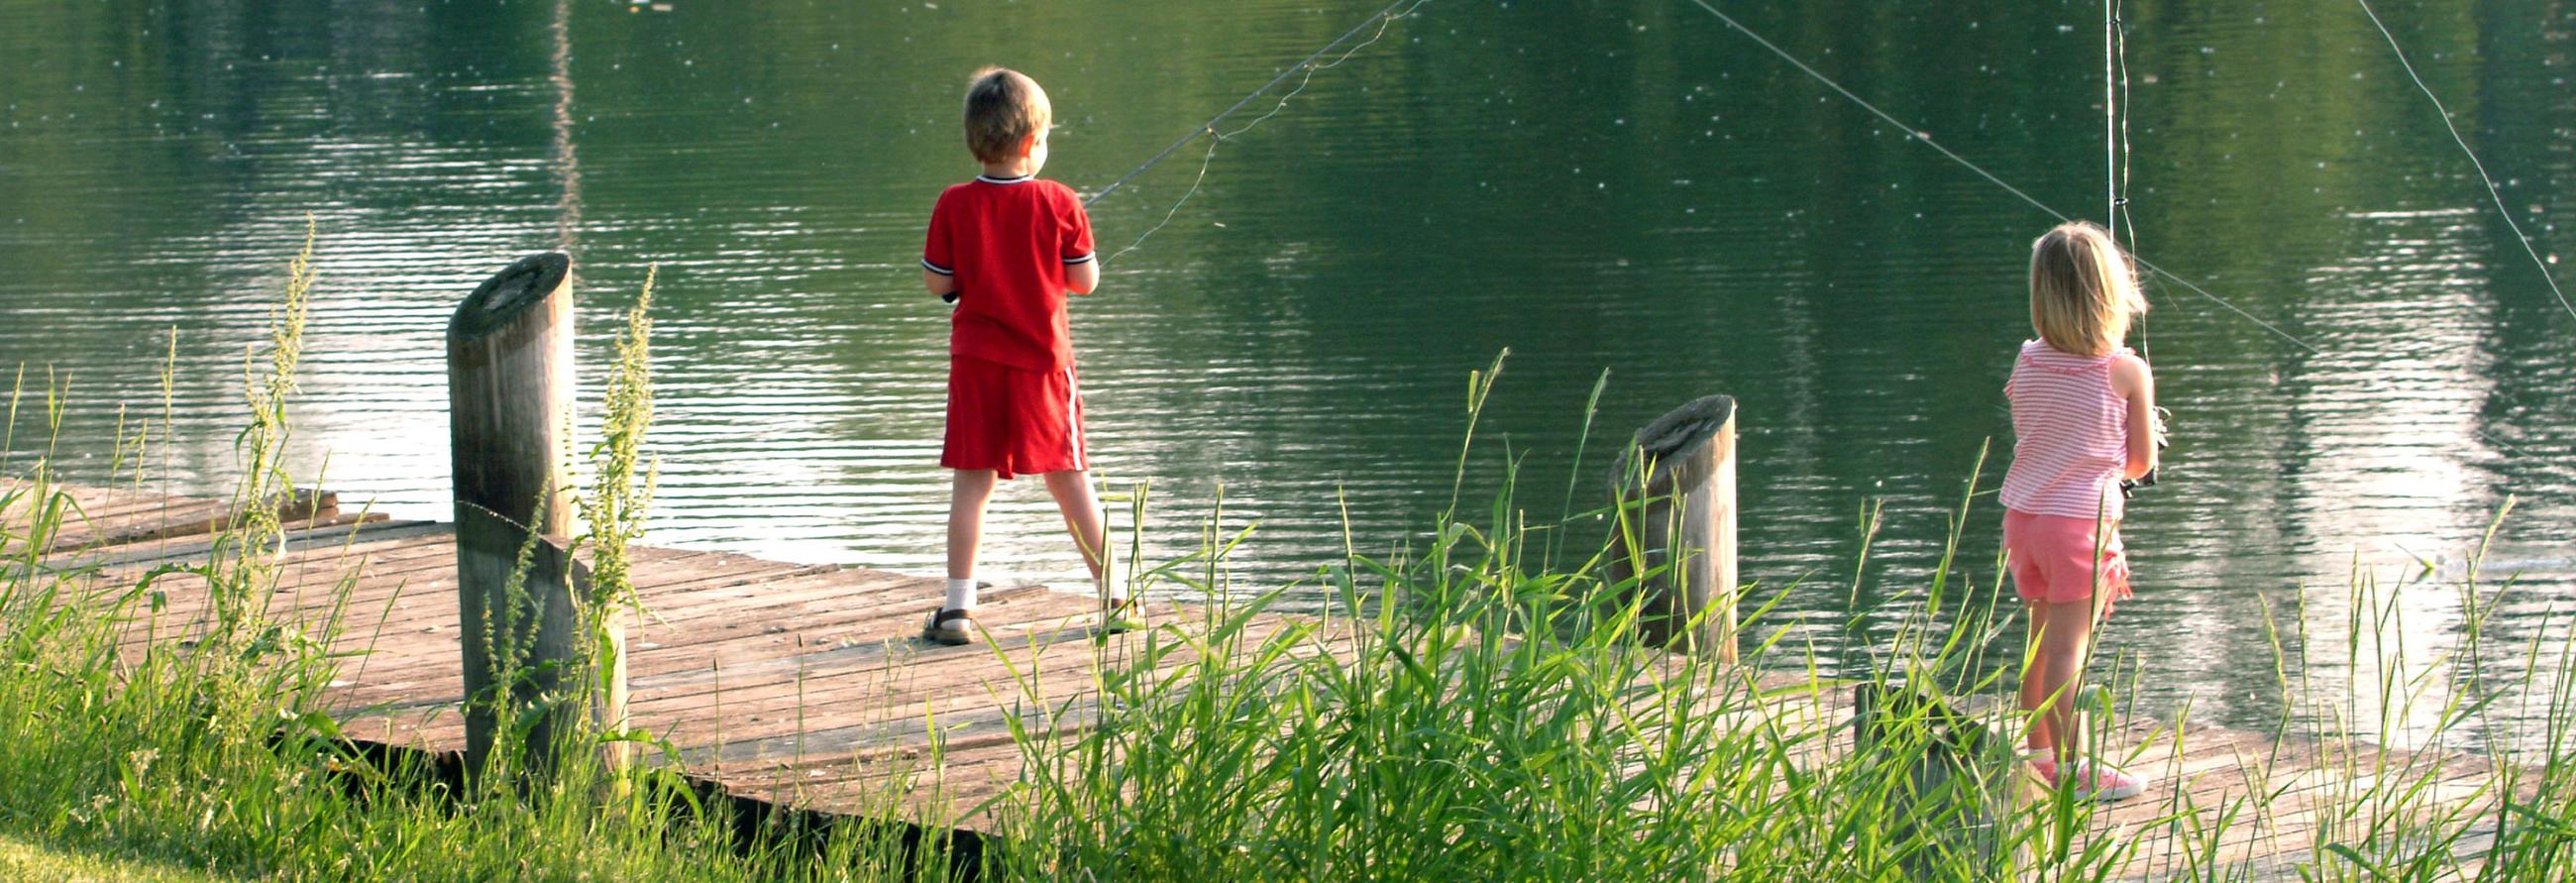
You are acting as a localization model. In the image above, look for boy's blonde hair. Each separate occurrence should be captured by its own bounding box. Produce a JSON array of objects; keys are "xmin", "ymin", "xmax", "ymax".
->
[
  {"xmin": 963, "ymin": 66, "xmax": 1049, "ymax": 165},
  {"xmin": 2028, "ymin": 221, "xmax": 2148, "ymax": 356}
]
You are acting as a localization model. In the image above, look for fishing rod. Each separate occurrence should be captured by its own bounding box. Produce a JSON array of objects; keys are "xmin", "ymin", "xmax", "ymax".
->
[
  {"xmin": 936, "ymin": 0, "xmax": 1426, "ymax": 304},
  {"xmin": 1684, "ymin": 1, "xmax": 2565, "ymax": 463},
  {"xmin": 1084, "ymin": 0, "xmax": 1427, "ymax": 213},
  {"xmin": 2103, "ymin": 0, "xmax": 2122, "ymax": 247},
  {"xmin": 2105, "ymin": 0, "xmax": 2168, "ymax": 499},
  {"xmin": 1680, "ymin": 0, "xmax": 2320, "ymax": 356},
  {"xmin": 2107, "ymin": 2, "xmax": 2556, "ymax": 470},
  {"xmin": 1081, "ymin": 0, "xmax": 1431, "ymax": 272}
]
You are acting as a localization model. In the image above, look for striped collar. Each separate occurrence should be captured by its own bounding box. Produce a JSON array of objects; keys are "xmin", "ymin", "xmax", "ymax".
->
[
  {"xmin": 2019, "ymin": 339, "xmax": 2124, "ymax": 375},
  {"xmin": 974, "ymin": 172, "xmax": 1033, "ymax": 184}
]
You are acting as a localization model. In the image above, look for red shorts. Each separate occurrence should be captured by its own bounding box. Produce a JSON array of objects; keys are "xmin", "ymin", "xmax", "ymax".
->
[
  {"xmin": 2003, "ymin": 509, "xmax": 2132, "ymax": 612},
  {"xmin": 942, "ymin": 355, "xmax": 1087, "ymax": 480}
]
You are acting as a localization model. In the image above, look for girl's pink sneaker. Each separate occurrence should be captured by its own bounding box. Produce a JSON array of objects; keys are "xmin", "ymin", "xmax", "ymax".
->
[{"xmin": 2028, "ymin": 756, "xmax": 2147, "ymax": 803}]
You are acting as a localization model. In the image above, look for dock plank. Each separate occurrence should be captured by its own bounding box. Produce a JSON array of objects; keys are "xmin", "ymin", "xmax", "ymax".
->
[{"xmin": 16, "ymin": 481, "xmax": 2540, "ymax": 875}]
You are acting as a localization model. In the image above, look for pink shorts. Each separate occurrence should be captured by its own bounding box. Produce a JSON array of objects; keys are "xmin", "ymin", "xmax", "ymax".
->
[{"xmin": 2003, "ymin": 509, "xmax": 2132, "ymax": 611}]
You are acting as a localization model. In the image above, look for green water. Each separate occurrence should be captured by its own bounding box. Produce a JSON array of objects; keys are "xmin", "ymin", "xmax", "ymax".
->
[{"xmin": 3, "ymin": 0, "xmax": 2571, "ymax": 744}]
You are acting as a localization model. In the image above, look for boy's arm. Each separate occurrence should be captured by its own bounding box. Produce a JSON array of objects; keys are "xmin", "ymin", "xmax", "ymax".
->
[
  {"xmin": 1059, "ymin": 187, "xmax": 1097, "ymax": 294},
  {"xmin": 2111, "ymin": 354, "xmax": 2158, "ymax": 480},
  {"xmin": 1066, "ymin": 259, "xmax": 1098, "ymax": 295},
  {"xmin": 924, "ymin": 188, "xmax": 958, "ymax": 301}
]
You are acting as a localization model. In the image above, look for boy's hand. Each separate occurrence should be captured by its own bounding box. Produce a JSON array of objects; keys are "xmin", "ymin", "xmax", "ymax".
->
[{"xmin": 922, "ymin": 267, "xmax": 958, "ymax": 300}]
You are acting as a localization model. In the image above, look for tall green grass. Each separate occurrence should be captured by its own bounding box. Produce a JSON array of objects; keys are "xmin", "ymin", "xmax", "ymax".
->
[
  {"xmin": 0, "ymin": 239, "xmax": 2569, "ymax": 881},
  {"xmin": 981, "ymin": 356, "xmax": 2576, "ymax": 881},
  {"xmin": 0, "ymin": 240, "xmax": 935, "ymax": 881}
]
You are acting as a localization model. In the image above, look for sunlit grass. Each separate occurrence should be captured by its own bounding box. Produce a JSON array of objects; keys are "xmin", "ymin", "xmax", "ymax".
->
[
  {"xmin": 976, "ymin": 359, "xmax": 2576, "ymax": 881},
  {"xmin": 0, "ymin": 236, "xmax": 2568, "ymax": 881},
  {"xmin": 0, "ymin": 241, "xmax": 933, "ymax": 882},
  {"xmin": 0, "ymin": 828, "xmax": 229, "ymax": 883}
]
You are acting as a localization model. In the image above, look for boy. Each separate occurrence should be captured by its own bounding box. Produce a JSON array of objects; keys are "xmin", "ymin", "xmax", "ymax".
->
[{"xmin": 918, "ymin": 66, "xmax": 1127, "ymax": 645}]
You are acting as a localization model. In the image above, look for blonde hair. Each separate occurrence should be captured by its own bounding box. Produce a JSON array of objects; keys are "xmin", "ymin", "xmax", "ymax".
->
[
  {"xmin": 962, "ymin": 66, "xmax": 1049, "ymax": 165},
  {"xmin": 2028, "ymin": 221, "xmax": 2148, "ymax": 356}
]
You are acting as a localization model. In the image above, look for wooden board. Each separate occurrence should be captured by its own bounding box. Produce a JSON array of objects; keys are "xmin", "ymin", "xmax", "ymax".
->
[{"xmin": 19, "ymin": 482, "xmax": 2540, "ymax": 875}]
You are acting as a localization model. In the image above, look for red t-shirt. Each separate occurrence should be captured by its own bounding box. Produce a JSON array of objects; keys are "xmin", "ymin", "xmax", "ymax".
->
[{"xmin": 921, "ymin": 173, "xmax": 1095, "ymax": 372}]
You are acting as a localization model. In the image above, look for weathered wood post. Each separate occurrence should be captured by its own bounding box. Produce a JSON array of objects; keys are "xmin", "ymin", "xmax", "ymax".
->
[
  {"xmin": 448, "ymin": 253, "xmax": 580, "ymax": 777},
  {"xmin": 1852, "ymin": 682, "xmax": 2034, "ymax": 876},
  {"xmin": 1607, "ymin": 395, "xmax": 1739, "ymax": 661}
]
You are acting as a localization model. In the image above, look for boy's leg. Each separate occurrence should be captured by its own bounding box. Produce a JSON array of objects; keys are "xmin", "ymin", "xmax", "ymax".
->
[
  {"xmin": 946, "ymin": 469, "xmax": 998, "ymax": 610},
  {"xmin": 1041, "ymin": 469, "xmax": 1116, "ymax": 601}
]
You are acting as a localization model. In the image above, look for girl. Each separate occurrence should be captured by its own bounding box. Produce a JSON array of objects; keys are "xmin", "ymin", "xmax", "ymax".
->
[{"xmin": 2000, "ymin": 221, "xmax": 2158, "ymax": 802}]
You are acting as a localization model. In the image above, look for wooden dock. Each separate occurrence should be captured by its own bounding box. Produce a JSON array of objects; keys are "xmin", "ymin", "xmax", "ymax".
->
[{"xmin": 6, "ymin": 479, "xmax": 2535, "ymax": 878}]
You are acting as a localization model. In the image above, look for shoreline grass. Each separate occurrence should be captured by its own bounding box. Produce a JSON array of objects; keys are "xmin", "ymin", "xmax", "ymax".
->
[
  {"xmin": 0, "ymin": 828, "xmax": 229, "ymax": 883},
  {"xmin": 0, "ymin": 240, "xmax": 2570, "ymax": 880}
]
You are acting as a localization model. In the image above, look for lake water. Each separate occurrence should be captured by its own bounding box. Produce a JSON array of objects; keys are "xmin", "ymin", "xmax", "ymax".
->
[{"xmin": 3, "ymin": 0, "xmax": 2570, "ymax": 747}]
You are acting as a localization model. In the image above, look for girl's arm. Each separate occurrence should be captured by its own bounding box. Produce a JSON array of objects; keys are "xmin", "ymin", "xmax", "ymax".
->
[
  {"xmin": 923, "ymin": 270, "xmax": 957, "ymax": 298},
  {"xmin": 2110, "ymin": 354, "xmax": 2158, "ymax": 480}
]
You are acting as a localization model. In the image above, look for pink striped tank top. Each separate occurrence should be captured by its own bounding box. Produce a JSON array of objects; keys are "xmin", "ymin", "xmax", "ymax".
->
[{"xmin": 1999, "ymin": 340, "xmax": 2132, "ymax": 521}]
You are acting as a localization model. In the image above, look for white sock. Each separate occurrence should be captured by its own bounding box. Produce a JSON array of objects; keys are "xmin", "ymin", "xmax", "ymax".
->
[
  {"xmin": 1100, "ymin": 559, "xmax": 1126, "ymax": 605},
  {"xmin": 944, "ymin": 578, "xmax": 978, "ymax": 611}
]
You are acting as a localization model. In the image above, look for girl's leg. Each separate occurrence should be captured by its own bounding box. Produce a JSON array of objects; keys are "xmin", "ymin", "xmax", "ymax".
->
[
  {"xmin": 2025, "ymin": 597, "xmax": 2104, "ymax": 761},
  {"xmin": 946, "ymin": 469, "xmax": 999, "ymax": 587},
  {"xmin": 1041, "ymin": 470, "xmax": 1113, "ymax": 598},
  {"xmin": 2020, "ymin": 600, "xmax": 2058, "ymax": 752}
]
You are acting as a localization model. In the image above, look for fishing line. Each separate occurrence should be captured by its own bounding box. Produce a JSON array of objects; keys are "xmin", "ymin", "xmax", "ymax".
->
[
  {"xmin": 2113, "ymin": 1, "xmax": 2137, "ymax": 265},
  {"xmin": 1101, "ymin": 138, "xmax": 1223, "ymax": 270},
  {"xmin": 2106, "ymin": 0, "xmax": 2171, "ymax": 497},
  {"xmin": 1681, "ymin": 0, "xmax": 2321, "ymax": 355},
  {"xmin": 2110, "ymin": 0, "xmax": 2146, "ymax": 360},
  {"xmin": 1046, "ymin": 1, "xmax": 1427, "ymax": 611},
  {"xmin": 1085, "ymin": 0, "xmax": 1432, "ymax": 267},
  {"xmin": 2104, "ymin": 0, "xmax": 2120, "ymax": 245},
  {"xmin": 2108, "ymin": 2, "xmax": 2523, "ymax": 463},
  {"xmin": 2351, "ymin": 0, "xmax": 2576, "ymax": 322}
]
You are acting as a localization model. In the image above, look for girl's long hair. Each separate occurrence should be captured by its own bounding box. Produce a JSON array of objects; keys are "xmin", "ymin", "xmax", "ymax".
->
[{"xmin": 2029, "ymin": 221, "xmax": 2148, "ymax": 356}]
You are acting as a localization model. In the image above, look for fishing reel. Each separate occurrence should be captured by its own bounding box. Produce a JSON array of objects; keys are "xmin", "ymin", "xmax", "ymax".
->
[{"xmin": 2117, "ymin": 405, "xmax": 2174, "ymax": 499}]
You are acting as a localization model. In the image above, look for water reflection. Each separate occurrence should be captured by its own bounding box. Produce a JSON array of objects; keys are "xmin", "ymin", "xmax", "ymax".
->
[{"xmin": 0, "ymin": 0, "xmax": 2568, "ymax": 747}]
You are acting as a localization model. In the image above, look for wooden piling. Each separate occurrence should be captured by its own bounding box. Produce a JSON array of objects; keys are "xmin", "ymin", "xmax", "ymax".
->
[
  {"xmin": 1852, "ymin": 682, "xmax": 2034, "ymax": 876},
  {"xmin": 447, "ymin": 253, "xmax": 582, "ymax": 776},
  {"xmin": 45, "ymin": 478, "xmax": 2546, "ymax": 870},
  {"xmin": 1608, "ymin": 395, "xmax": 1739, "ymax": 661}
]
